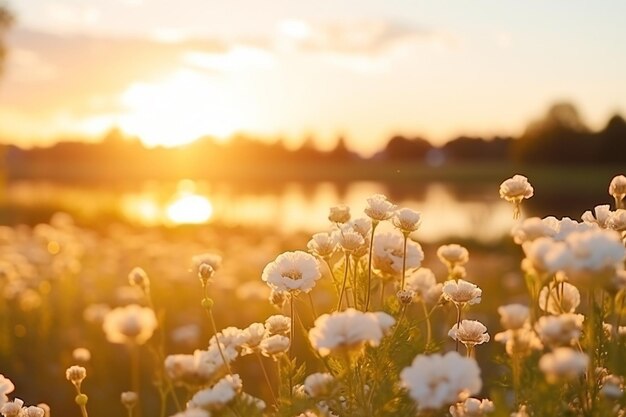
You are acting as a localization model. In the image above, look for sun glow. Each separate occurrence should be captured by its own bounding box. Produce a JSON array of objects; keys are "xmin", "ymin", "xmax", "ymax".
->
[{"xmin": 118, "ymin": 70, "xmax": 240, "ymax": 147}]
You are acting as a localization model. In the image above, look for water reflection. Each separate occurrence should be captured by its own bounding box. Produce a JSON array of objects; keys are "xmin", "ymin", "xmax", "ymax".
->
[{"xmin": 4, "ymin": 180, "xmax": 515, "ymax": 242}]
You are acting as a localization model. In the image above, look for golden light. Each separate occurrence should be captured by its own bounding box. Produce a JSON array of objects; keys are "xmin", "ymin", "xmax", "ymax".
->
[
  {"xmin": 165, "ymin": 194, "xmax": 213, "ymax": 224},
  {"xmin": 118, "ymin": 69, "xmax": 239, "ymax": 147}
]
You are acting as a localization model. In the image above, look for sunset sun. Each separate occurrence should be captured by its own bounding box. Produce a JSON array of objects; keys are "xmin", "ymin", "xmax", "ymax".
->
[{"xmin": 117, "ymin": 69, "xmax": 240, "ymax": 147}]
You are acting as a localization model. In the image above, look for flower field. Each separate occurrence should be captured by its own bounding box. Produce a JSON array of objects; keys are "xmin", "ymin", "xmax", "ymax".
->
[{"xmin": 1, "ymin": 174, "xmax": 626, "ymax": 417}]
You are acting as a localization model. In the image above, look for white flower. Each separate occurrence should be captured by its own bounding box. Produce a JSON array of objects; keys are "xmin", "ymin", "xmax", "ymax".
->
[
  {"xmin": 192, "ymin": 253, "xmax": 223, "ymax": 273},
  {"xmin": 241, "ymin": 323, "xmax": 266, "ymax": 355},
  {"xmin": 304, "ymin": 372, "xmax": 334, "ymax": 398},
  {"xmin": 262, "ymin": 251, "xmax": 321, "ymax": 294},
  {"xmin": 608, "ymin": 209, "xmax": 626, "ymax": 232},
  {"xmin": 442, "ymin": 279, "xmax": 482, "ymax": 306},
  {"xmin": 308, "ymin": 308, "xmax": 395, "ymax": 356},
  {"xmin": 538, "ymin": 281, "xmax": 580, "ymax": 314},
  {"xmin": 400, "ymin": 351, "xmax": 482, "ymax": 411},
  {"xmin": 65, "ymin": 365, "xmax": 87, "ymax": 386},
  {"xmin": 494, "ymin": 326, "xmax": 543, "ymax": 357},
  {"xmin": 450, "ymin": 397, "xmax": 495, "ymax": 417},
  {"xmin": 539, "ymin": 347, "xmax": 588, "ymax": 383},
  {"xmin": 511, "ymin": 217, "xmax": 556, "ymax": 244},
  {"xmin": 349, "ymin": 217, "xmax": 372, "ymax": 238},
  {"xmin": 392, "ymin": 208, "xmax": 422, "ymax": 233},
  {"xmin": 209, "ymin": 327, "xmax": 247, "ymax": 351},
  {"xmin": 0, "ymin": 375, "xmax": 14, "ymax": 407},
  {"xmin": 499, "ymin": 175, "xmax": 533, "ymax": 218},
  {"xmin": 259, "ymin": 334, "xmax": 290, "ymax": 358},
  {"xmin": 164, "ymin": 346, "xmax": 237, "ymax": 386},
  {"xmin": 404, "ymin": 268, "xmax": 442, "ymax": 305},
  {"xmin": 328, "ymin": 205, "xmax": 351, "ymax": 224},
  {"xmin": 521, "ymin": 237, "xmax": 563, "ymax": 276},
  {"xmin": 497, "ymin": 304, "xmax": 530, "ymax": 330},
  {"xmin": 581, "ymin": 205, "xmax": 613, "ymax": 228},
  {"xmin": 448, "ymin": 320, "xmax": 490, "ymax": 347},
  {"xmin": 364, "ymin": 194, "xmax": 397, "ymax": 222},
  {"xmin": 0, "ymin": 398, "xmax": 23, "ymax": 417},
  {"xmin": 437, "ymin": 244, "xmax": 469, "ymax": 269},
  {"xmin": 190, "ymin": 374, "xmax": 242, "ymax": 411},
  {"xmin": 372, "ymin": 232, "xmax": 423, "ymax": 275},
  {"xmin": 510, "ymin": 405, "xmax": 530, "ymax": 417},
  {"xmin": 20, "ymin": 406, "xmax": 44, "ymax": 417},
  {"xmin": 102, "ymin": 304, "xmax": 158, "ymax": 345},
  {"xmin": 609, "ymin": 175, "xmax": 626, "ymax": 206},
  {"xmin": 600, "ymin": 374, "xmax": 624, "ymax": 399},
  {"xmin": 555, "ymin": 229, "xmax": 626, "ymax": 285},
  {"xmin": 535, "ymin": 314, "xmax": 584, "ymax": 347},
  {"xmin": 72, "ymin": 347, "xmax": 91, "ymax": 363},
  {"xmin": 543, "ymin": 216, "xmax": 595, "ymax": 241},
  {"xmin": 264, "ymin": 315, "xmax": 290, "ymax": 336},
  {"xmin": 336, "ymin": 226, "xmax": 366, "ymax": 253},
  {"xmin": 307, "ymin": 232, "xmax": 338, "ymax": 258}
]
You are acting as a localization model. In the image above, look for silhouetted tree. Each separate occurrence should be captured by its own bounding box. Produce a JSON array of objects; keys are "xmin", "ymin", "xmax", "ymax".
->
[
  {"xmin": 513, "ymin": 102, "xmax": 593, "ymax": 164},
  {"xmin": 442, "ymin": 136, "xmax": 512, "ymax": 161},
  {"xmin": 384, "ymin": 135, "xmax": 433, "ymax": 160},
  {"xmin": 597, "ymin": 115, "xmax": 626, "ymax": 164}
]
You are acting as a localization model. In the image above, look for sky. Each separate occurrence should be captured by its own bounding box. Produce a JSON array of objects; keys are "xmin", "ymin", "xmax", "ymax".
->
[{"xmin": 1, "ymin": 0, "xmax": 626, "ymax": 155}]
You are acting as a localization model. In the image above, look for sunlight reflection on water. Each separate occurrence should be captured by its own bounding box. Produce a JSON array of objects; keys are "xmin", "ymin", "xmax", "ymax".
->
[{"xmin": 6, "ymin": 180, "xmax": 515, "ymax": 242}]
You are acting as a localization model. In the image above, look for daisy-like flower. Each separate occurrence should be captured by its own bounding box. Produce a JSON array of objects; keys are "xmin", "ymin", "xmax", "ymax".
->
[
  {"xmin": 189, "ymin": 374, "xmax": 242, "ymax": 411},
  {"xmin": 550, "ymin": 229, "xmax": 626, "ymax": 287},
  {"xmin": 535, "ymin": 313, "xmax": 584, "ymax": 348},
  {"xmin": 307, "ymin": 232, "xmax": 338, "ymax": 259},
  {"xmin": 609, "ymin": 175, "xmax": 626, "ymax": 208},
  {"xmin": 539, "ymin": 347, "xmax": 588, "ymax": 383},
  {"xmin": 65, "ymin": 365, "xmax": 87, "ymax": 388},
  {"xmin": 608, "ymin": 209, "xmax": 626, "ymax": 232},
  {"xmin": 396, "ymin": 289, "xmax": 415, "ymax": 305},
  {"xmin": 511, "ymin": 217, "xmax": 557, "ymax": 244},
  {"xmin": 521, "ymin": 237, "xmax": 564, "ymax": 276},
  {"xmin": 209, "ymin": 327, "xmax": 247, "ymax": 351},
  {"xmin": 303, "ymin": 372, "xmax": 335, "ymax": 398},
  {"xmin": 497, "ymin": 304, "xmax": 530, "ymax": 331},
  {"xmin": 400, "ymin": 351, "xmax": 482, "ymax": 411},
  {"xmin": 437, "ymin": 244, "xmax": 469, "ymax": 271},
  {"xmin": 259, "ymin": 334, "xmax": 290, "ymax": 359},
  {"xmin": 392, "ymin": 208, "xmax": 422, "ymax": 234},
  {"xmin": 581, "ymin": 205, "xmax": 613, "ymax": 228},
  {"xmin": 192, "ymin": 253, "xmax": 223, "ymax": 273},
  {"xmin": 240, "ymin": 323, "xmax": 266, "ymax": 355},
  {"xmin": 372, "ymin": 232, "xmax": 424, "ymax": 276},
  {"xmin": 499, "ymin": 175, "xmax": 534, "ymax": 219},
  {"xmin": 404, "ymin": 268, "xmax": 442, "ymax": 305},
  {"xmin": 308, "ymin": 308, "xmax": 395, "ymax": 357},
  {"xmin": 449, "ymin": 397, "xmax": 495, "ymax": 417},
  {"xmin": 442, "ymin": 279, "xmax": 482, "ymax": 306},
  {"xmin": 0, "ymin": 375, "xmax": 14, "ymax": 408},
  {"xmin": 328, "ymin": 205, "xmax": 351, "ymax": 224},
  {"xmin": 1, "ymin": 398, "xmax": 24, "ymax": 417},
  {"xmin": 448, "ymin": 320, "xmax": 490, "ymax": 352},
  {"xmin": 264, "ymin": 315, "xmax": 290, "ymax": 336},
  {"xmin": 349, "ymin": 217, "xmax": 372, "ymax": 238},
  {"xmin": 538, "ymin": 281, "xmax": 580, "ymax": 314},
  {"xmin": 164, "ymin": 346, "xmax": 237, "ymax": 387},
  {"xmin": 262, "ymin": 251, "xmax": 321, "ymax": 294},
  {"xmin": 19, "ymin": 406, "xmax": 44, "ymax": 417},
  {"xmin": 494, "ymin": 326, "xmax": 543, "ymax": 358},
  {"xmin": 102, "ymin": 304, "xmax": 158, "ymax": 345},
  {"xmin": 364, "ymin": 194, "xmax": 397, "ymax": 222},
  {"xmin": 336, "ymin": 225, "xmax": 366, "ymax": 254}
]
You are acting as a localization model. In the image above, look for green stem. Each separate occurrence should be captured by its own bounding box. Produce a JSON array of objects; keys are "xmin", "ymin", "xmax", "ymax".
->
[
  {"xmin": 365, "ymin": 222, "xmax": 379, "ymax": 311},
  {"xmin": 420, "ymin": 300, "xmax": 432, "ymax": 348},
  {"xmin": 336, "ymin": 253, "xmax": 350, "ymax": 311},
  {"xmin": 455, "ymin": 304, "xmax": 462, "ymax": 352},
  {"xmin": 256, "ymin": 351, "xmax": 277, "ymax": 406},
  {"xmin": 400, "ymin": 233, "xmax": 408, "ymax": 290},
  {"xmin": 307, "ymin": 292, "xmax": 318, "ymax": 320}
]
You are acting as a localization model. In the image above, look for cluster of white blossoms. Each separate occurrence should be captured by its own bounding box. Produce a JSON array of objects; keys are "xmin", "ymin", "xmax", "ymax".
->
[
  {"xmin": 308, "ymin": 308, "xmax": 395, "ymax": 356},
  {"xmin": 0, "ymin": 375, "xmax": 48, "ymax": 417},
  {"xmin": 400, "ymin": 351, "xmax": 482, "ymax": 411},
  {"xmin": 372, "ymin": 232, "xmax": 424, "ymax": 276}
]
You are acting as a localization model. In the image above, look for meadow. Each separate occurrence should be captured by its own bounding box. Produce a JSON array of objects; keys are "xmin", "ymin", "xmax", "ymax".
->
[{"xmin": 0, "ymin": 172, "xmax": 625, "ymax": 417}]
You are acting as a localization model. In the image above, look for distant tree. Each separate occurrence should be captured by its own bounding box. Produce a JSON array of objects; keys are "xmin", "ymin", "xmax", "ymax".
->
[
  {"xmin": 513, "ymin": 102, "xmax": 593, "ymax": 164},
  {"xmin": 384, "ymin": 135, "xmax": 433, "ymax": 160},
  {"xmin": 597, "ymin": 115, "xmax": 626, "ymax": 164},
  {"xmin": 0, "ymin": 3, "xmax": 13, "ymax": 76},
  {"xmin": 442, "ymin": 136, "xmax": 513, "ymax": 161},
  {"xmin": 327, "ymin": 136, "xmax": 357, "ymax": 161}
]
